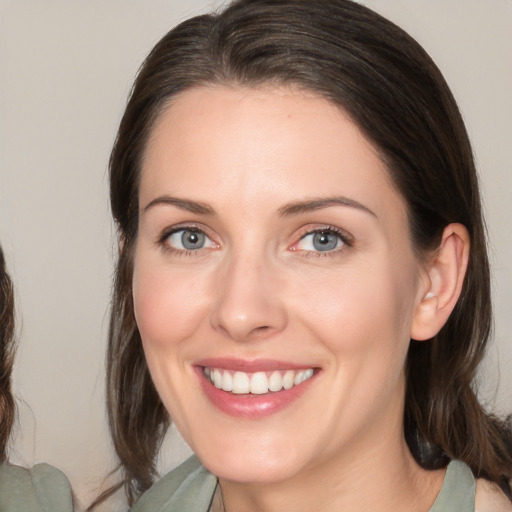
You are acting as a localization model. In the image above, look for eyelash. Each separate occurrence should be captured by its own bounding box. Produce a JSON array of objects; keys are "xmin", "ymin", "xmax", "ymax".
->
[
  {"xmin": 292, "ymin": 225, "xmax": 353, "ymax": 258},
  {"xmin": 156, "ymin": 224, "xmax": 353, "ymax": 257},
  {"xmin": 157, "ymin": 224, "xmax": 216, "ymax": 257}
]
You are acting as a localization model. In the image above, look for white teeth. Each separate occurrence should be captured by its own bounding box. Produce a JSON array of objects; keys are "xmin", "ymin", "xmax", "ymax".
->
[
  {"xmin": 232, "ymin": 371, "xmax": 250, "ymax": 394},
  {"xmin": 268, "ymin": 371, "xmax": 283, "ymax": 392},
  {"xmin": 294, "ymin": 369, "xmax": 314, "ymax": 385},
  {"xmin": 204, "ymin": 367, "xmax": 315, "ymax": 394},
  {"xmin": 283, "ymin": 370, "xmax": 294, "ymax": 390},
  {"xmin": 213, "ymin": 369, "xmax": 223, "ymax": 388},
  {"xmin": 222, "ymin": 371, "xmax": 233, "ymax": 392},
  {"xmin": 250, "ymin": 372, "xmax": 268, "ymax": 395},
  {"xmin": 303, "ymin": 368, "xmax": 314, "ymax": 380}
]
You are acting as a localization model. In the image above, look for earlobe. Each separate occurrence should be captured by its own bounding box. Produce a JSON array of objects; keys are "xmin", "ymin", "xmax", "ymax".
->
[{"xmin": 410, "ymin": 223, "xmax": 470, "ymax": 341}]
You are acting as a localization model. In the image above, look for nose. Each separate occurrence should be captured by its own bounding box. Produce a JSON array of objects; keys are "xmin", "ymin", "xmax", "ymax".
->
[{"xmin": 210, "ymin": 252, "xmax": 288, "ymax": 343}]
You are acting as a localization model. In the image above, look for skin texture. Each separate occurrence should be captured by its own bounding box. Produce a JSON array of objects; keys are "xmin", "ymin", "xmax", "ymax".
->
[
  {"xmin": 475, "ymin": 479, "xmax": 512, "ymax": 512},
  {"xmin": 132, "ymin": 86, "xmax": 468, "ymax": 512}
]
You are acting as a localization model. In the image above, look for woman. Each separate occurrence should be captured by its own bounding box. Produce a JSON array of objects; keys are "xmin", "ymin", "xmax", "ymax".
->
[
  {"xmin": 99, "ymin": 0, "xmax": 512, "ymax": 510},
  {"xmin": 0, "ymin": 245, "xmax": 73, "ymax": 511}
]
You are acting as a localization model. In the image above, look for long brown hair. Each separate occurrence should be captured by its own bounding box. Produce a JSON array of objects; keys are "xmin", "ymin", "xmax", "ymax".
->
[
  {"xmin": 100, "ymin": 0, "xmax": 512, "ymax": 506},
  {"xmin": 0, "ymin": 245, "xmax": 16, "ymax": 463}
]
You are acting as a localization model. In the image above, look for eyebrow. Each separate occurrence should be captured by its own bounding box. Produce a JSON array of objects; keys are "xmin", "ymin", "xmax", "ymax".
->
[
  {"xmin": 143, "ymin": 195, "xmax": 215, "ymax": 215},
  {"xmin": 278, "ymin": 197, "xmax": 377, "ymax": 218},
  {"xmin": 142, "ymin": 194, "xmax": 376, "ymax": 218}
]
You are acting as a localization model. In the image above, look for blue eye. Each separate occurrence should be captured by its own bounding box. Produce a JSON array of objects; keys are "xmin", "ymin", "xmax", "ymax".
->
[
  {"xmin": 165, "ymin": 229, "xmax": 214, "ymax": 251},
  {"xmin": 296, "ymin": 230, "xmax": 344, "ymax": 252}
]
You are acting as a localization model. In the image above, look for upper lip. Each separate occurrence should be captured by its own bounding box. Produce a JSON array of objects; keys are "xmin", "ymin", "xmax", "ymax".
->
[{"xmin": 195, "ymin": 357, "xmax": 318, "ymax": 373}]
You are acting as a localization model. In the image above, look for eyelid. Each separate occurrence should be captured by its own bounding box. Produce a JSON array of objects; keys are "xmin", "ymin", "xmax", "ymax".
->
[
  {"xmin": 154, "ymin": 222, "xmax": 352, "ymax": 256},
  {"xmin": 289, "ymin": 225, "xmax": 353, "ymax": 254},
  {"xmin": 156, "ymin": 223, "xmax": 219, "ymax": 254}
]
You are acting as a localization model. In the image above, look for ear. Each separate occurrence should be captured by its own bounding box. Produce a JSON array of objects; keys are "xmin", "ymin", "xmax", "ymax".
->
[{"xmin": 410, "ymin": 223, "xmax": 470, "ymax": 341}]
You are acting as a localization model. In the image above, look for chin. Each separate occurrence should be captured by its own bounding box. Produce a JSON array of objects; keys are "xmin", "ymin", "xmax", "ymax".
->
[{"xmin": 197, "ymin": 442, "xmax": 304, "ymax": 484}]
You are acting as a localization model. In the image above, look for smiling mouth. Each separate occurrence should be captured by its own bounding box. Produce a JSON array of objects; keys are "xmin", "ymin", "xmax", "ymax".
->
[{"xmin": 203, "ymin": 367, "xmax": 315, "ymax": 395}]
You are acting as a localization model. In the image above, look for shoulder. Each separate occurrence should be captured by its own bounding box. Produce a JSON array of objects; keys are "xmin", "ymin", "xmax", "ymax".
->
[
  {"xmin": 475, "ymin": 478, "xmax": 512, "ymax": 512},
  {"xmin": 131, "ymin": 456, "xmax": 217, "ymax": 512},
  {"xmin": 0, "ymin": 462, "xmax": 73, "ymax": 512}
]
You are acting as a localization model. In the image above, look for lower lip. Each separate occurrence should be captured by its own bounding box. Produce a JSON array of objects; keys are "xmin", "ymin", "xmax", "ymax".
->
[{"xmin": 197, "ymin": 368, "xmax": 318, "ymax": 419}]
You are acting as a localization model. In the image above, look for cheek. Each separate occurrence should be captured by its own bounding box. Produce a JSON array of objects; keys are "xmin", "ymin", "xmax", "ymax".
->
[
  {"xmin": 291, "ymin": 258, "xmax": 418, "ymax": 360},
  {"xmin": 132, "ymin": 257, "xmax": 208, "ymax": 352}
]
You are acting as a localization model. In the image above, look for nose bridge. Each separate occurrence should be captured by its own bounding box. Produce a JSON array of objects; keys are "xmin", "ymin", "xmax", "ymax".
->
[{"xmin": 211, "ymin": 244, "xmax": 287, "ymax": 342}]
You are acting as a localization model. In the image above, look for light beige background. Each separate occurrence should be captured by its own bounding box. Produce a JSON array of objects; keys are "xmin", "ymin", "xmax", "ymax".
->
[{"xmin": 0, "ymin": 1, "xmax": 511, "ymax": 510}]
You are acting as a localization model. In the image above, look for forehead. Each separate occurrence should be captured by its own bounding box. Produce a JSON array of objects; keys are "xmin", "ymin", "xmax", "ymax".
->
[{"xmin": 140, "ymin": 85, "xmax": 406, "ymax": 223}]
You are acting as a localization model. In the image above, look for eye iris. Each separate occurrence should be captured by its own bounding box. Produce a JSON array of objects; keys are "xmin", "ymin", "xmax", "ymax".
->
[
  {"xmin": 312, "ymin": 231, "xmax": 338, "ymax": 251},
  {"xmin": 181, "ymin": 230, "xmax": 205, "ymax": 250}
]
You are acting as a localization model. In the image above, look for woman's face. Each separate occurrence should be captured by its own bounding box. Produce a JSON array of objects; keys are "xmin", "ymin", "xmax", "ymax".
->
[{"xmin": 133, "ymin": 85, "xmax": 427, "ymax": 483}]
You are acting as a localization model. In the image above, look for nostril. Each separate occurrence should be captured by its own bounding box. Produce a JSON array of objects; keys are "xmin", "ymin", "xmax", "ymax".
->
[{"xmin": 250, "ymin": 325, "xmax": 271, "ymax": 337}]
